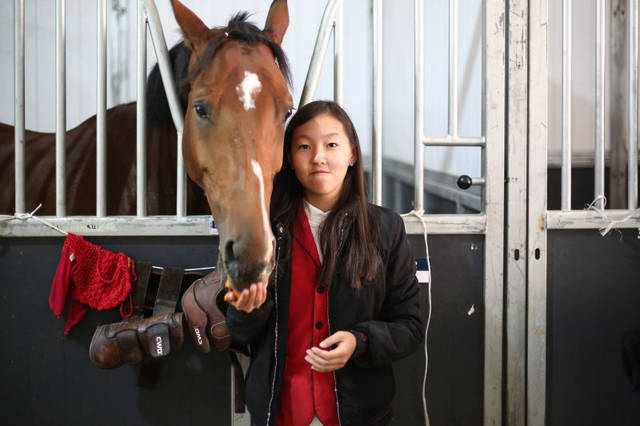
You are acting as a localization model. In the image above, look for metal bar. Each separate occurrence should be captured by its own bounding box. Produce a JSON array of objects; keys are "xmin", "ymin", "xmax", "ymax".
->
[
  {"xmin": 56, "ymin": 0, "xmax": 66, "ymax": 217},
  {"xmin": 423, "ymin": 136, "xmax": 486, "ymax": 146},
  {"xmin": 506, "ymin": 0, "xmax": 528, "ymax": 423},
  {"xmin": 0, "ymin": 214, "xmax": 488, "ymax": 237},
  {"xmin": 562, "ymin": 0, "xmax": 572, "ymax": 210},
  {"xmin": 449, "ymin": 0, "xmax": 459, "ymax": 137},
  {"xmin": 96, "ymin": 0, "xmax": 107, "ymax": 217},
  {"xmin": 483, "ymin": 0, "xmax": 506, "ymax": 423},
  {"xmin": 333, "ymin": 2, "xmax": 343, "ymax": 105},
  {"xmin": 547, "ymin": 209, "xmax": 640, "ymax": 229},
  {"xmin": 468, "ymin": 177, "xmax": 486, "ymax": 186},
  {"xmin": 629, "ymin": 0, "xmax": 638, "ymax": 209},
  {"xmin": 527, "ymin": 1, "xmax": 549, "ymax": 424},
  {"xmin": 176, "ymin": 131, "xmax": 186, "ymax": 216},
  {"xmin": 137, "ymin": 1, "xmax": 147, "ymax": 217},
  {"xmin": 14, "ymin": 0, "xmax": 25, "ymax": 215},
  {"xmin": 595, "ymin": 0, "xmax": 606, "ymax": 209},
  {"xmin": 372, "ymin": 0, "xmax": 382, "ymax": 205},
  {"xmin": 414, "ymin": 0, "xmax": 425, "ymax": 213},
  {"xmin": 300, "ymin": 0, "xmax": 344, "ymax": 106},
  {"xmin": 143, "ymin": 0, "xmax": 186, "ymax": 216}
]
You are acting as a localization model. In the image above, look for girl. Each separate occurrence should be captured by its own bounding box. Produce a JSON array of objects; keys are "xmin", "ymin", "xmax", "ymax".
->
[{"xmin": 225, "ymin": 101, "xmax": 425, "ymax": 426}]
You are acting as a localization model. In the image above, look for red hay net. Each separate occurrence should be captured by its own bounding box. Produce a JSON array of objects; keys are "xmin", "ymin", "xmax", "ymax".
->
[{"xmin": 66, "ymin": 233, "xmax": 135, "ymax": 311}]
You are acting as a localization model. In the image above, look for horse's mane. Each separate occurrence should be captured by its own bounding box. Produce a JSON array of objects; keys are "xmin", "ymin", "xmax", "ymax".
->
[{"xmin": 146, "ymin": 12, "xmax": 291, "ymax": 127}]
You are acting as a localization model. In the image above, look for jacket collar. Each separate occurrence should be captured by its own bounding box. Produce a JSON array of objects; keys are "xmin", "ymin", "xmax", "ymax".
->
[{"xmin": 293, "ymin": 205, "xmax": 321, "ymax": 268}]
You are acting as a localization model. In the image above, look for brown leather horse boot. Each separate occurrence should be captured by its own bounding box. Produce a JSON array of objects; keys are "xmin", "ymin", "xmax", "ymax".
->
[
  {"xmin": 181, "ymin": 271, "xmax": 232, "ymax": 353},
  {"xmin": 89, "ymin": 312, "xmax": 184, "ymax": 369}
]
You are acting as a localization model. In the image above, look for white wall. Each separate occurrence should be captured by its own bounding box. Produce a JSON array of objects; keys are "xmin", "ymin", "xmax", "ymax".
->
[{"xmin": 0, "ymin": 0, "xmax": 485, "ymax": 178}]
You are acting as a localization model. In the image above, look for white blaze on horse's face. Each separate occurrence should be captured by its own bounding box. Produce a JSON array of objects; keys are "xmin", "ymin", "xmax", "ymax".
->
[
  {"xmin": 251, "ymin": 159, "xmax": 274, "ymax": 283},
  {"xmin": 236, "ymin": 71, "xmax": 262, "ymax": 111}
]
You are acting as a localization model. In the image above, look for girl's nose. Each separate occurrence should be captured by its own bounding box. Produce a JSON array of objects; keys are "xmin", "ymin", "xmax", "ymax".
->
[{"xmin": 312, "ymin": 148, "xmax": 327, "ymax": 164}]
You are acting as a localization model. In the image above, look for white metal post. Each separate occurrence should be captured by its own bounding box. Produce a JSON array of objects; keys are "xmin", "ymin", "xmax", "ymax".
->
[
  {"xmin": 372, "ymin": 0, "xmax": 383, "ymax": 205},
  {"xmin": 562, "ymin": 0, "xmax": 572, "ymax": 210},
  {"xmin": 506, "ymin": 0, "xmax": 528, "ymax": 424},
  {"xmin": 97, "ymin": 0, "xmax": 107, "ymax": 217},
  {"xmin": 414, "ymin": 0, "xmax": 424, "ymax": 213},
  {"xmin": 14, "ymin": 0, "xmax": 25, "ymax": 215},
  {"xmin": 629, "ymin": 0, "xmax": 639, "ymax": 209},
  {"xmin": 137, "ymin": 0, "xmax": 147, "ymax": 217},
  {"xmin": 483, "ymin": 0, "xmax": 506, "ymax": 424},
  {"xmin": 595, "ymin": 0, "xmax": 606, "ymax": 209},
  {"xmin": 143, "ymin": 0, "xmax": 186, "ymax": 216},
  {"xmin": 527, "ymin": 2, "xmax": 549, "ymax": 425},
  {"xmin": 56, "ymin": 0, "xmax": 66, "ymax": 217}
]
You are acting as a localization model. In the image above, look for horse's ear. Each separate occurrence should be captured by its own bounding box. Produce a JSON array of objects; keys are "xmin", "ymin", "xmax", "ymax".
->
[
  {"xmin": 263, "ymin": 0, "xmax": 289, "ymax": 46},
  {"xmin": 171, "ymin": 0, "xmax": 210, "ymax": 52}
]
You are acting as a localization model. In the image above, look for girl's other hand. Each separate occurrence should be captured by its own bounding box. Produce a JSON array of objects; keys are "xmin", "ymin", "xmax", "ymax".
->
[
  {"xmin": 226, "ymin": 282, "xmax": 267, "ymax": 313},
  {"xmin": 304, "ymin": 331, "xmax": 357, "ymax": 372}
]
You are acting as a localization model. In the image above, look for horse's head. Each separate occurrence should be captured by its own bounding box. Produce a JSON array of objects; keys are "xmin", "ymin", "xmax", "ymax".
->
[{"xmin": 171, "ymin": 0, "xmax": 293, "ymax": 292}]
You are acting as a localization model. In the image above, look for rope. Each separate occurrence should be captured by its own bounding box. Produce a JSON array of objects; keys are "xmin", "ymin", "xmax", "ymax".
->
[
  {"xmin": 586, "ymin": 196, "xmax": 640, "ymax": 236},
  {"xmin": 0, "ymin": 203, "xmax": 68, "ymax": 235},
  {"xmin": 400, "ymin": 209, "xmax": 432, "ymax": 426}
]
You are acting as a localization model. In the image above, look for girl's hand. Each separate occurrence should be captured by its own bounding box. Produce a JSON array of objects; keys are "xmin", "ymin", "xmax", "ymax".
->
[
  {"xmin": 304, "ymin": 331, "xmax": 357, "ymax": 372},
  {"xmin": 226, "ymin": 282, "xmax": 267, "ymax": 313}
]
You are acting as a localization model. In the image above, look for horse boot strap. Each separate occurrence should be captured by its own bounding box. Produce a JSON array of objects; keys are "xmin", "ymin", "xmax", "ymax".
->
[
  {"xmin": 89, "ymin": 312, "xmax": 184, "ymax": 369},
  {"xmin": 153, "ymin": 266, "xmax": 183, "ymax": 317},
  {"xmin": 181, "ymin": 270, "xmax": 232, "ymax": 353},
  {"xmin": 131, "ymin": 261, "xmax": 153, "ymax": 319}
]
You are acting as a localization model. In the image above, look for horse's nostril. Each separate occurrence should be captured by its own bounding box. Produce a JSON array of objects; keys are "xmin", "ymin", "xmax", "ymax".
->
[
  {"xmin": 225, "ymin": 240, "xmax": 240, "ymax": 279},
  {"xmin": 225, "ymin": 239, "xmax": 236, "ymax": 262}
]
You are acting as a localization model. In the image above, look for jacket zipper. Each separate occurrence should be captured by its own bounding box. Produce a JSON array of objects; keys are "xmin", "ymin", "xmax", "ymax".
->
[
  {"xmin": 328, "ymin": 224, "xmax": 344, "ymax": 426},
  {"xmin": 266, "ymin": 225, "xmax": 284, "ymax": 425}
]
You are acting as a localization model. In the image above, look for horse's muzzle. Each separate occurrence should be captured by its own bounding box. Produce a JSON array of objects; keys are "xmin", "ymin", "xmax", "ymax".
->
[{"xmin": 223, "ymin": 238, "xmax": 275, "ymax": 292}]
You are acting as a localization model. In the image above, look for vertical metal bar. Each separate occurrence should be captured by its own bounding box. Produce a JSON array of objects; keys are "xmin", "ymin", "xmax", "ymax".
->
[
  {"xmin": 483, "ymin": 0, "xmax": 506, "ymax": 424},
  {"xmin": 506, "ymin": 0, "xmax": 528, "ymax": 424},
  {"xmin": 300, "ymin": 0, "xmax": 344, "ymax": 106},
  {"xmin": 372, "ymin": 0, "xmax": 383, "ymax": 205},
  {"xmin": 137, "ymin": 0, "xmax": 147, "ymax": 217},
  {"xmin": 143, "ymin": 0, "xmax": 186, "ymax": 216},
  {"xmin": 449, "ymin": 0, "xmax": 459, "ymax": 137},
  {"xmin": 333, "ymin": 2, "xmax": 343, "ymax": 105},
  {"xmin": 629, "ymin": 0, "xmax": 638, "ymax": 209},
  {"xmin": 14, "ymin": 0, "xmax": 25, "ymax": 215},
  {"xmin": 595, "ymin": 0, "xmax": 606, "ymax": 209},
  {"xmin": 414, "ymin": 0, "xmax": 425, "ymax": 213},
  {"xmin": 527, "ymin": 1, "xmax": 549, "ymax": 425},
  {"xmin": 562, "ymin": 0, "xmax": 572, "ymax": 210},
  {"xmin": 96, "ymin": 0, "xmax": 107, "ymax": 217},
  {"xmin": 56, "ymin": 0, "xmax": 66, "ymax": 217}
]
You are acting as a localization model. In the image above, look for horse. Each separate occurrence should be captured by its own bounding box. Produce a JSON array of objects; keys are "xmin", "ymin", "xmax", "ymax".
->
[{"xmin": 1, "ymin": 0, "xmax": 293, "ymax": 294}]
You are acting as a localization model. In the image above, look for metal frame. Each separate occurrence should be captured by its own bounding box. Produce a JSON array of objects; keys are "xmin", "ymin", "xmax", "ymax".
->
[
  {"xmin": 527, "ymin": 1, "xmax": 640, "ymax": 425},
  {"xmin": 527, "ymin": 2, "xmax": 549, "ymax": 426},
  {"xmin": 14, "ymin": 0, "xmax": 25, "ymax": 216},
  {"xmin": 506, "ymin": 0, "xmax": 528, "ymax": 424}
]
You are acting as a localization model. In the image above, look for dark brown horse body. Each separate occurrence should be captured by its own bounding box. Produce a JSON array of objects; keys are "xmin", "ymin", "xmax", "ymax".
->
[
  {"xmin": 1, "ymin": 1, "xmax": 292, "ymax": 293},
  {"xmin": 0, "ymin": 41, "xmax": 207, "ymax": 216}
]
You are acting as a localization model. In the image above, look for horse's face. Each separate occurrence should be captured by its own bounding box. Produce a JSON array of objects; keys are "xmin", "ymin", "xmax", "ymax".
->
[{"xmin": 172, "ymin": 0, "xmax": 292, "ymax": 292}]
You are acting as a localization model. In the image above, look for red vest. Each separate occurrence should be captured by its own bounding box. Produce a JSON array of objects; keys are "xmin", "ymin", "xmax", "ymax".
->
[{"xmin": 275, "ymin": 208, "xmax": 340, "ymax": 426}]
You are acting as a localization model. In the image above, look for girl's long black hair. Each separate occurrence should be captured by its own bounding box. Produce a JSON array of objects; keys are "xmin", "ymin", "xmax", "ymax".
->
[{"xmin": 270, "ymin": 100, "xmax": 382, "ymax": 288}]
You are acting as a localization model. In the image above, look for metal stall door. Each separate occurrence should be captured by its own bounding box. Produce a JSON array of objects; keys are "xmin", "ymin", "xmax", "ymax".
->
[{"xmin": 526, "ymin": 1, "xmax": 640, "ymax": 426}]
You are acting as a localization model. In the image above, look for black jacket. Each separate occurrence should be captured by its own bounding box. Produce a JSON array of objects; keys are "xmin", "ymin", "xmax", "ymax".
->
[{"xmin": 226, "ymin": 204, "xmax": 427, "ymax": 426}]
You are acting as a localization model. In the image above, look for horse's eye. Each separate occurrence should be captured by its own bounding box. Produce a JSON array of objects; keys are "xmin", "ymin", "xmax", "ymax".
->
[
  {"xmin": 194, "ymin": 103, "xmax": 210, "ymax": 120},
  {"xmin": 283, "ymin": 107, "xmax": 295, "ymax": 123}
]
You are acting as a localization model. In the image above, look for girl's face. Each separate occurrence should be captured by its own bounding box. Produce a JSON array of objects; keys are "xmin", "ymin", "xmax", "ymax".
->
[{"xmin": 290, "ymin": 112, "xmax": 356, "ymax": 210}]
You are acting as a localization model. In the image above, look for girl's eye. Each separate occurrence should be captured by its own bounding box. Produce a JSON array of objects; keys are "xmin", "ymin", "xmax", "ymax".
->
[
  {"xmin": 297, "ymin": 144, "xmax": 310, "ymax": 150},
  {"xmin": 327, "ymin": 142, "xmax": 338, "ymax": 148}
]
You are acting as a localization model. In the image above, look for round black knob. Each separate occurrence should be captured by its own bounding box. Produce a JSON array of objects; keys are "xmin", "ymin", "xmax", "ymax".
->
[{"xmin": 457, "ymin": 175, "xmax": 472, "ymax": 190}]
